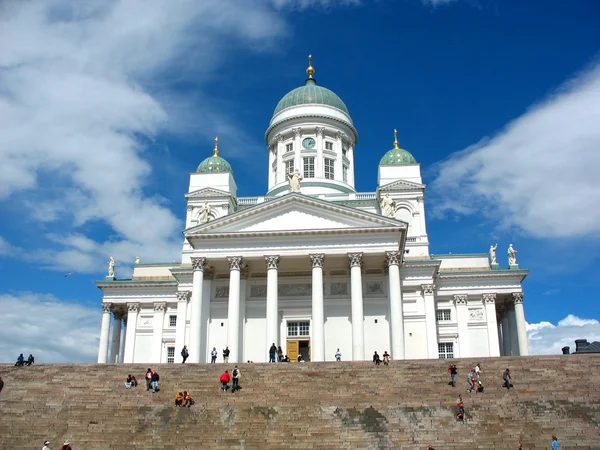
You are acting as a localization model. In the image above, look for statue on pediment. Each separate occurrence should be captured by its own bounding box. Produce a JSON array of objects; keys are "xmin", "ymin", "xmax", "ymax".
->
[
  {"xmin": 381, "ymin": 194, "xmax": 396, "ymax": 217},
  {"xmin": 508, "ymin": 244, "xmax": 518, "ymax": 266},
  {"xmin": 198, "ymin": 202, "xmax": 211, "ymax": 223},
  {"xmin": 489, "ymin": 244, "xmax": 497, "ymax": 264},
  {"xmin": 107, "ymin": 256, "xmax": 115, "ymax": 277},
  {"xmin": 288, "ymin": 169, "xmax": 302, "ymax": 193}
]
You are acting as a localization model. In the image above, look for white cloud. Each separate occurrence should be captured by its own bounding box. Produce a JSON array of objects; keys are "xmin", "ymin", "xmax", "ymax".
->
[
  {"xmin": 0, "ymin": 0, "xmax": 290, "ymax": 274},
  {"xmin": 421, "ymin": 0, "xmax": 457, "ymax": 5},
  {"xmin": 527, "ymin": 314, "xmax": 600, "ymax": 355},
  {"xmin": 0, "ymin": 292, "xmax": 100, "ymax": 363},
  {"xmin": 430, "ymin": 62, "xmax": 600, "ymax": 239}
]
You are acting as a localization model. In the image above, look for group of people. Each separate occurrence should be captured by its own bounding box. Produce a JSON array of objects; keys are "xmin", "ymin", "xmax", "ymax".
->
[
  {"xmin": 210, "ymin": 346, "xmax": 231, "ymax": 363},
  {"xmin": 219, "ymin": 366, "xmax": 241, "ymax": 392},
  {"xmin": 373, "ymin": 351, "xmax": 391, "ymax": 366},
  {"xmin": 41, "ymin": 440, "xmax": 72, "ymax": 450},
  {"xmin": 145, "ymin": 368, "xmax": 160, "ymax": 393},
  {"xmin": 14, "ymin": 353, "xmax": 35, "ymax": 366},
  {"xmin": 174, "ymin": 391, "xmax": 194, "ymax": 407}
]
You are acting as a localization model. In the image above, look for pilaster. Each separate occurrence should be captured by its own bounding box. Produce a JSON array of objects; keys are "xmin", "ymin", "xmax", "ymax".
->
[
  {"xmin": 422, "ymin": 284, "xmax": 438, "ymax": 359},
  {"xmin": 454, "ymin": 294, "xmax": 469, "ymax": 358},
  {"xmin": 348, "ymin": 252, "xmax": 365, "ymax": 361}
]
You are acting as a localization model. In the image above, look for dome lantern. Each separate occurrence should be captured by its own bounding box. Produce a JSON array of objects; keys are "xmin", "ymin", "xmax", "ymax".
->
[
  {"xmin": 379, "ymin": 129, "xmax": 417, "ymax": 166},
  {"xmin": 196, "ymin": 136, "xmax": 233, "ymax": 174}
]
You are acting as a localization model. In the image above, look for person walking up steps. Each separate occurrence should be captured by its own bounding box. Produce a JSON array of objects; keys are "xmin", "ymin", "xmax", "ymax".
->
[
  {"xmin": 232, "ymin": 365, "xmax": 241, "ymax": 393},
  {"xmin": 181, "ymin": 345, "xmax": 189, "ymax": 364}
]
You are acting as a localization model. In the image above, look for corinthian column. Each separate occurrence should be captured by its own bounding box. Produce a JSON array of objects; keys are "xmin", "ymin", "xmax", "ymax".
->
[
  {"xmin": 386, "ymin": 251, "xmax": 405, "ymax": 359},
  {"xmin": 189, "ymin": 257, "xmax": 206, "ymax": 363},
  {"xmin": 174, "ymin": 291, "xmax": 190, "ymax": 362},
  {"xmin": 422, "ymin": 284, "xmax": 437, "ymax": 359},
  {"xmin": 265, "ymin": 255, "xmax": 280, "ymax": 358},
  {"xmin": 97, "ymin": 302, "xmax": 112, "ymax": 364},
  {"xmin": 501, "ymin": 306, "xmax": 512, "ymax": 356},
  {"xmin": 110, "ymin": 309, "xmax": 124, "ymax": 363},
  {"xmin": 123, "ymin": 303, "xmax": 139, "ymax": 363},
  {"xmin": 227, "ymin": 256, "xmax": 243, "ymax": 363},
  {"xmin": 151, "ymin": 302, "xmax": 167, "ymax": 363},
  {"xmin": 483, "ymin": 294, "xmax": 501, "ymax": 357},
  {"xmin": 310, "ymin": 254, "xmax": 325, "ymax": 362},
  {"xmin": 513, "ymin": 293, "xmax": 529, "ymax": 356},
  {"xmin": 454, "ymin": 295, "xmax": 469, "ymax": 358},
  {"xmin": 348, "ymin": 252, "xmax": 365, "ymax": 361}
]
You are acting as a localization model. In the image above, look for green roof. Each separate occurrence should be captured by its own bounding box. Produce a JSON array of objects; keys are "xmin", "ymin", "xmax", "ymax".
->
[
  {"xmin": 197, "ymin": 154, "xmax": 233, "ymax": 174},
  {"xmin": 273, "ymin": 79, "xmax": 349, "ymax": 116},
  {"xmin": 379, "ymin": 147, "xmax": 417, "ymax": 166}
]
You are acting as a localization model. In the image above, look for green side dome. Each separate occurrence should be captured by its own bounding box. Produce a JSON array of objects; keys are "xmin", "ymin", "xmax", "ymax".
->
[
  {"xmin": 379, "ymin": 130, "xmax": 417, "ymax": 165},
  {"xmin": 196, "ymin": 138, "xmax": 233, "ymax": 174}
]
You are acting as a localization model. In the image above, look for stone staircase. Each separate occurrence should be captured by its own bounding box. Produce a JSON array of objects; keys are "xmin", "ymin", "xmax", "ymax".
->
[{"xmin": 1, "ymin": 355, "xmax": 599, "ymax": 449}]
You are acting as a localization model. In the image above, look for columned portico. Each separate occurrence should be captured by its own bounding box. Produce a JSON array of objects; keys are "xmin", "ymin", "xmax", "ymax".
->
[
  {"xmin": 310, "ymin": 254, "xmax": 325, "ymax": 362},
  {"xmin": 175, "ymin": 291, "xmax": 190, "ymax": 362},
  {"xmin": 97, "ymin": 303, "xmax": 112, "ymax": 363},
  {"xmin": 483, "ymin": 293, "xmax": 501, "ymax": 357},
  {"xmin": 386, "ymin": 251, "xmax": 405, "ymax": 359},
  {"xmin": 189, "ymin": 257, "xmax": 206, "ymax": 363},
  {"xmin": 265, "ymin": 255, "xmax": 280, "ymax": 357},
  {"xmin": 123, "ymin": 303, "xmax": 139, "ymax": 363},
  {"xmin": 421, "ymin": 283, "xmax": 437, "ymax": 359},
  {"xmin": 151, "ymin": 302, "xmax": 166, "ymax": 363},
  {"xmin": 110, "ymin": 309, "xmax": 124, "ymax": 363},
  {"xmin": 348, "ymin": 252, "xmax": 365, "ymax": 360},
  {"xmin": 454, "ymin": 295, "xmax": 469, "ymax": 357},
  {"xmin": 227, "ymin": 256, "xmax": 243, "ymax": 363},
  {"xmin": 513, "ymin": 293, "xmax": 529, "ymax": 356}
]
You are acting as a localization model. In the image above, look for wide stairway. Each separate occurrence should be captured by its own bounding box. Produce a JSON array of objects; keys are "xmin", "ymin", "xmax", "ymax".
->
[{"xmin": 1, "ymin": 355, "xmax": 599, "ymax": 449}]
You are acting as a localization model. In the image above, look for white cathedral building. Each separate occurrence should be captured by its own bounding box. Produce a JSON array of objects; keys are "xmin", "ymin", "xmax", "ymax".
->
[{"xmin": 96, "ymin": 58, "xmax": 529, "ymax": 364}]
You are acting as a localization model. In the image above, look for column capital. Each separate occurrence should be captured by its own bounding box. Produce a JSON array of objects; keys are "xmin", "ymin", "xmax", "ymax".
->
[
  {"xmin": 385, "ymin": 251, "xmax": 402, "ymax": 267},
  {"xmin": 421, "ymin": 284, "xmax": 435, "ymax": 295},
  {"xmin": 154, "ymin": 302, "xmax": 167, "ymax": 312},
  {"xmin": 292, "ymin": 127, "xmax": 303, "ymax": 138},
  {"xmin": 453, "ymin": 294, "xmax": 468, "ymax": 305},
  {"xmin": 191, "ymin": 257, "xmax": 207, "ymax": 271},
  {"xmin": 265, "ymin": 255, "xmax": 280, "ymax": 270},
  {"xmin": 483, "ymin": 293, "xmax": 497, "ymax": 304},
  {"xmin": 227, "ymin": 256, "xmax": 244, "ymax": 271},
  {"xmin": 348, "ymin": 252, "xmax": 363, "ymax": 268},
  {"xmin": 512, "ymin": 292, "xmax": 524, "ymax": 304},
  {"xmin": 275, "ymin": 133, "xmax": 284, "ymax": 143},
  {"xmin": 176, "ymin": 291, "xmax": 191, "ymax": 302},
  {"xmin": 310, "ymin": 254, "xmax": 325, "ymax": 268},
  {"xmin": 315, "ymin": 126, "xmax": 324, "ymax": 137},
  {"xmin": 101, "ymin": 302, "xmax": 112, "ymax": 313},
  {"xmin": 127, "ymin": 302, "xmax": 140, "ymax": 312}
]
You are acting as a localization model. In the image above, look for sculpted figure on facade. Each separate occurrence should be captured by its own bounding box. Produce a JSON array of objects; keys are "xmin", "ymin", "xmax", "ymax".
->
[
  {"xmin": 381, "ymin": 194, "xmax": 396, "ymax": 218},
  {"xmin": 489, "ymin": 244, "xmax": 498, "ymax": 265},
  {"xmin": 107, "ymin": 256, "xmax": 115, "ymax": 278},
  {"xmin": 198, "ymin": 202, "xmax": 211, "ymax": 223},
  {"xmin": 508, "ymin": 244, "xmax": 518, "ymax": 266},
  {"xmin": 288, "ymin": 169, "xmax": 303, "ymax": 193},
  {"xmin": 134, "ymin": 256, "xmax": 140, "ymax": 265}
]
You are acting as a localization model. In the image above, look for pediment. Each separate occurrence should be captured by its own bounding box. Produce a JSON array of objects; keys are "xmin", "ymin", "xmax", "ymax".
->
[
  {"xmin": 185, "ymin": 187, "xmax": 232, "ymax": 199},
  {"xmin": 184, "ymin": 193, "xmax": 405, "ymax": 236},
  {"xmin": 379, "ymin": 179, "xmax": 425, "ymax": 192}
]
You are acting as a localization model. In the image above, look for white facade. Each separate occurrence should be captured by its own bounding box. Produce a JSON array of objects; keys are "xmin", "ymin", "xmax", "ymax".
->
[{"xmin": 96, "ymin": 64, "xmax": 529, "ymax": 364}]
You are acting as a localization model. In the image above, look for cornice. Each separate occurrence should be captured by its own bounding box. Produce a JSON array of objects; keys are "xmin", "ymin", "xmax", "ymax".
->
[
  {"xmin": 95, "ymin": 280, "xmax": 178, "ymax": 289},
  {"xmin": 187, "ymin": 226, "xmax": 405, "ymax": 240},
  {"xmin": 437, "ymin": 270, "xmax": 528, "ymax": 281},
  {"xmin": 265, "ymin": 113, "xmax": 359, "ymax": 143}
]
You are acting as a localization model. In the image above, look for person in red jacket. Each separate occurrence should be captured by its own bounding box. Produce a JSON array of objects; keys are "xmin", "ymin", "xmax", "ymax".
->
[{"xmin": 220, "ymin": 370, "xmax": 231, "ymax": 391}]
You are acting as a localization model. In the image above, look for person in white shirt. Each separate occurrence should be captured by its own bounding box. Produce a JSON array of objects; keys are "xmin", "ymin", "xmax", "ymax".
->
[
  {"xmin": 474, "ymin": 364, "xmax": 482, "ymax": 382},
  {"xmin": 211, "ymin": 347, "xmax": 218, "ymax": 363},
  {"xmin": 42, "ymin": 440, "xmax": 51, "ymax": 450},
  {"xmin": 335, "ymin": 349, "xmax": 342, "ymax": 361}
]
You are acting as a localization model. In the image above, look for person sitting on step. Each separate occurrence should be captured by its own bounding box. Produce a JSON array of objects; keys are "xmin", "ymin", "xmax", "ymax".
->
[
  {"xmin": 456, "ymin": 394, "xmax": 466, "ymax": 421},
  {"xmin": 373, "ymin": 351, "xmax": 381, "ymax": 366},
  {"xmin": 382, "ymin": 351, "xmax": 390, "ymax": 366},
  {"xmin": 15, "ymin": 353, "xmax": 24, "ymax": 367},
  {"xmin": 297, "ymin": 354, "xmax": 305, "ymax": 363},
  {"xmin": 26, "ymin": 354, "xmax": 35, "ymax": 366},
  {"xmin": 175, "ymin": 391, "xmax": 184, "ymax": 406},
  {"xmin": 183, "ymin": 391, "xmax": 194, "ymax": 407},
  {"xmin": 60, "ymin": 440, "xmax": 72, "ymax": 450},
  {"xmin": 125, "ymin": 374, "xmax": 137, "ymax": 389}
]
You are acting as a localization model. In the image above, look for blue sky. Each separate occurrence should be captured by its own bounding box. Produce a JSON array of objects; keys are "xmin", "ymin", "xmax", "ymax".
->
[{"xmin": 1, "ymin": 0, "xmax": 599, "ymax": 361}]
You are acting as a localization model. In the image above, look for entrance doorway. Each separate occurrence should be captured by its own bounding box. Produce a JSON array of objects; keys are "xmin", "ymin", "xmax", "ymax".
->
[{"xmin": 287, "ymin": 339, "xmax": 310, "ymax": 362}]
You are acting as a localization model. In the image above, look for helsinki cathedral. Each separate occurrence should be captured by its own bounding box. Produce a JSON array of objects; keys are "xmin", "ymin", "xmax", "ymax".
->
[{"xmin": 96, "ymin": 57, "xmax": 529, "ymax": 364}]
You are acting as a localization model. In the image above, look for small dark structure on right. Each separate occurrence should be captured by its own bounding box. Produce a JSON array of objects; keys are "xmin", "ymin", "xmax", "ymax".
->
[{"xmin": 562, "ymin": 339, "xmax": 600, "ymax": 355}]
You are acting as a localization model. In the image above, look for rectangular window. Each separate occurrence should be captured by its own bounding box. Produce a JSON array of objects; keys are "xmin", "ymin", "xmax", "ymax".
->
[
  {"xmin": 303, "ymin": 157, "xmax": 315, "ymax": 178},
  {"xmin": 325, "ymin": 141, "xmax": 333, "ymax": 150},
  {"xmin": 286, "ymin": 143, "xmax": 294, "ymax": 153},
  {"xmin": 342, "ymin": 147, "xmax": 347, "ymax": 156},
  {"xmin": 438, "ymin": 343, "xmax": 454, "ymax": 359},
  {"xmin": 436, "ymin": 309, "xmax": 452, "ymax": 321},
  {"xmin": 343, "ymin": 165, "xmax": 348, "ymax": 182},
  {"xmin": 287, "ymin": 321, "xmax": 310, "ymax": 337},
  {"xmin": 287, "ymin": 321, "xmax": 298, "ymax": 337},
  {"xmin": 324, "ymin": 158, "xmax": 335, "ymax": 180},
  {"xmin": 285, "ymin": 160, "xmax": 295, "ymax": 175},
  {"xmin": 167, "ymin": 347, "xmax": 175, "ymax": 364},
  {"xmin": 169, "ymin": 315, "xmax": 177, "ymax": 327},
  {"xmin": 298, "ymin": 321, "xmax": 310, "ymax": 336}
]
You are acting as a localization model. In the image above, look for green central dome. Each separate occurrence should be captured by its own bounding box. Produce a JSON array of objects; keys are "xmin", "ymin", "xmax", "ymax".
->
[
  {"xmin": 196, "ymin": 138, "xmax": 233, "ymax": 174},
  {"xmin": 379, "ymin": 131, "xmax": 418, "ymax": 165},
  {"xmin": 273, "ymin": 79, "xmax": 349, "ymax": 116}
]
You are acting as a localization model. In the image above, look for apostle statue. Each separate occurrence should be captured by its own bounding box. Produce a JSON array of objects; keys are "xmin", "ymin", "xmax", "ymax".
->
[
  {"xmin": 508, "ymin": 244, "xmax": 518, "ymax": 266},
  {"xmin": 380, "ymin": 194, "xmax": 396, "ymax": 218},
  {"xmin": 198, "ymin": 202, "xmax": 211, "ymax": 223},
  {"xmin": 489, "ymin": 244, "xmax": 498, "ymax": 264},
  {"xmin": 108, "ymin": 256, "xmax": 115, "ymax": 277},
  {"xmin": 134, "ymin": 256, "xmax": 140, "ymax": 265},
  {"xmin": 287, "ymin": 169, "xmax": 302, "ymax": 193}
]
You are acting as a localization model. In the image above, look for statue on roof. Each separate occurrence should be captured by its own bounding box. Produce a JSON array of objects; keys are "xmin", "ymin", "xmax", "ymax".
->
[
  {"xmin": 288, "ymin": 169, "xmax": 302, "ymax": 193},
  {"xmin": 381, "ymin": 194, "xmax": 396, "ymax": 218},
  {"xmin": 489, "ymin": 244, "xmax": 498, "ymax": 265},
  {"xmin": 107, "ymin": 256, "xmax": 115, "ymax": 278},
  {"xmin": 508, "ymin": 244, "xmax": 518, "ymax": 266},
  {"xmin": 198, "ymin": 202, "xmax": 212, "ymax": 223}
]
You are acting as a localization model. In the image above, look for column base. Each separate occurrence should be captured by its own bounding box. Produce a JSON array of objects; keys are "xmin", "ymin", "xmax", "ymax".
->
[
  {"xmin": 105, "ymin": 276, "xmax": 116, "ymax": 280},
  {"xmin": 509, "ymin": 264, "xmax": 520, "ymax": 270},
  {"xmin": 490, "ymin": 263, "xmax": 500, "ymax": 270}
]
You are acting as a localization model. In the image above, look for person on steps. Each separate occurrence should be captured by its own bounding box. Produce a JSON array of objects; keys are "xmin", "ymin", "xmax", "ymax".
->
[
  {"xmin": 42, "ymin": 440, "xmax": 51, "ymax": 450},
  {"xmin": 335, "ymin": 349, "xmax": 342, "ymax": 361},
  {"xmin": 175, "ymin": 391, "xmax": 184, "ymax": 406},
  {"xmin": 456, "ymin": 395, "xmax": 466, "ymax": 421},
  {"xmin": 26, "ymin": 354, "xmax": 35, "ymax": 366},
  {"xmin": 0, "ymin": 376, "xmax": 4, "ymax": 396},
  {"xmin": 181, "ymin": 345, "xmax": 189, "ymax": 364},
  {"xmin": 211, "ymin": 347, "xmax": 218, "ymax": 363},
  {"xmin": 151, "ymin": 371, "xmax": 160, "ymax": 393},
  {"xmin": 269, "ymin": 343, "xmax": 277, "ymax": 363},
  {"xmin": 60, "ymin": 440, "xmax": 72, "ymax": 450},
  {"xmin": 183, "ymin": 391, "xmax": 194, "ymax": 407},
  {"xmin": 223, "ymin": 346, "xmax": 230, "ymax": 363},
  {"xmin": 467, "ymin": 370, "xmax": 475, "ymax": 393},
  {"xmin": 277, "ymin": 345, "xmax": 284, "ymax": 362},
  {"xmin": 125, "ymin": 374, "xmax": 137, "ymax": 389},
  {"xmin": 145, "ymin": 368, "xmax": 153, "ymax": 391},
  {"xmin": 503, "ymin": 368, "xmax": 512, "ymax": 389},
  {"xmin": 220, "ymin": 370, "xmax": 231, "ymax": 391},
  {"xmin": 450, "ymin": 364, "xmax": 457, "ymax": 388},
  {"xmin": 232, "ymin": 366, "xmax": 241, "ymax": 393},
  {"xmin": 382, "ymin": 351, "xmax": 390, "ymax": 366},
  {"xmin": 15, "ymin": 353, "xmax": 24, "ymax": 367},
  {"xmin": 551, "ymin": 435, "xmax": 560, "ymax": 450},
  {"xmin": 373, "ymin": 351, "xmax": 381, "ymax": 366}
]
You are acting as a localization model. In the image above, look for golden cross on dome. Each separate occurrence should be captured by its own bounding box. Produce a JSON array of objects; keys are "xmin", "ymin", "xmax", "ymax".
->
[
  {"xmin": 213, "ymin": 136, "xmax": 219, "ymax": 156},
  {"xmin": 306, "ymin": 54, "xmax": 315, "ymax": 79},
  {"xmin": 393, "ymin": 129, "xmax": 399, "ymax": 149}
]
